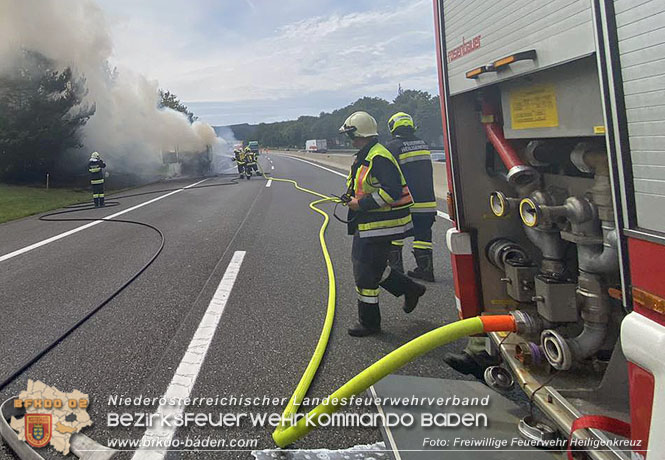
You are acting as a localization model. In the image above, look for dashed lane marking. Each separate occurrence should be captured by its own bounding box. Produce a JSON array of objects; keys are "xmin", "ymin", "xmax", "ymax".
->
[{"xmin": 132, "ymin": 251, "xmax": 246, "ymax": 459}]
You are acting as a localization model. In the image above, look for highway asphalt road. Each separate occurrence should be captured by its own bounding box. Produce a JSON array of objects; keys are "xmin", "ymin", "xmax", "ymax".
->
[{"xmin": 0, "ymin": 154, "xmax": 470, "ymax": 460}]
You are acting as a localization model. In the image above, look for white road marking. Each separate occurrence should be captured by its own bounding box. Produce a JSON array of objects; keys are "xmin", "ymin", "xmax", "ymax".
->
[
  {"xmin": 132, "ymin": 251, "xmax": 246, "ymax": 460},
  {"xmin": 282, "ymin": 155, "xmax": 347, "ymax": 178},
  {"xmin": 370, "ymin": 385, "xmax": 403, "ymax": 460},
  {"xmin": 281, "ymin": 155, "xmax": 453, "ymax": 221},
  {"xmin": 0, "ymin": 179, "xmax": 207, "ymax": 263},
  {"xmin": 266, "ymin": 179, "xmax": 273, "ymax": 187},
  {"xmin": 271, "ymin": 166, "xmax": 275, "ymax": 170}
]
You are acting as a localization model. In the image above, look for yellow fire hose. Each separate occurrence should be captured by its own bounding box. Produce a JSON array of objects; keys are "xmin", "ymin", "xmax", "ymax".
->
[{"xmin": 257, "ymin": 157, "xmax": 517, "ymax": 447}]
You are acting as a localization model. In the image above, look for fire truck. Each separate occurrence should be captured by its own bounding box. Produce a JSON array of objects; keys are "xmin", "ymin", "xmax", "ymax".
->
[{"xmin": 433, "ymin": 0, "xmax": 665, "ymax": 458}]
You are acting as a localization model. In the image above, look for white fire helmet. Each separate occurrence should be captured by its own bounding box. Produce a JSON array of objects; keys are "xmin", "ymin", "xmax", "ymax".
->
[{"xmin": 339, "ymin": 111, "xmax": 378, "ymax": 138}]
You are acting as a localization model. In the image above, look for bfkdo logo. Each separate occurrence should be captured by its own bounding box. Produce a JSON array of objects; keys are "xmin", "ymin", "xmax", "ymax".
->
[
  {"xmin": 25, "ymin": 414, "xmax": 52, "ymax": 448},
  {"xmin": 10, "ymin": 380, "xmax": 93, "ymax": 455}
]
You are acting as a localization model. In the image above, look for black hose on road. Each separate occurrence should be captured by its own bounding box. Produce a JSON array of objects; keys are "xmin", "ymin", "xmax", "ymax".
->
[{"xmin": 0, "ymin": 176, "xmax": 242, "ymax": 393}]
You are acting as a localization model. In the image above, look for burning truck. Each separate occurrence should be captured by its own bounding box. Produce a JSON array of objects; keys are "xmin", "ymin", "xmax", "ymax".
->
[{"xmin": 162, "ymin": 145, "xmax": 213, "ymax": 177}]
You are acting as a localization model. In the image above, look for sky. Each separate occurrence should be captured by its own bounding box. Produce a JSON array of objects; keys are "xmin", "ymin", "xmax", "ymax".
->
[{"xmin": 96, "ymin": 0, "xmax": 440, "ymax": 126}]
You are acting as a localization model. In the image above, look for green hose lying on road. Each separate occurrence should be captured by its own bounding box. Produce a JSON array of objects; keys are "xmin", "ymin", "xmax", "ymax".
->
[{"xmin": 259, "ymin": 158, "xmax": 517, "ymax": 448}]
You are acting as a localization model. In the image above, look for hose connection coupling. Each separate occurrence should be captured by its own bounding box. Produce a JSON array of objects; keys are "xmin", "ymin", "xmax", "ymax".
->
[
  {"xmin": 519, "ymin": 194, "xmax": 594, "ymax": 229},
  {"xmin": 540, "ymin": 329, "xmax": 573, "ymax": 370},
  {"xmin": 519, "ymin": 197, "xmax": 542, "ymax": 227},
  {"xmin": 515, "ymin": 341, "xmax": 546, "ymax": 367},
  {"xmin": 489, "ymin": 191, "xmax": 521, "ymax": 218},
  {"xmin": 510, "ymin": 310, "xmax": 542, "ymax": 336}
]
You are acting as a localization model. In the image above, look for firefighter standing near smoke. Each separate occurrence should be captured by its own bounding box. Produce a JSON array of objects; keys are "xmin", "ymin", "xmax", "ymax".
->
[
  {"xmin": 88, "ymin": 151, "xmax": 106, "ymax": 207},
  {"xmin": 245, "ymin": 146, "xmax": 258, "ymax": 177},
  {"xmin": 339, "ymin": 111, "xmax": 427, "ymax": 337},
  {"xmin": 385, "ymin": 112, "xmax": 437, "ymax": 282},
  {"xmin": 232, "ymin": 148, "xmax": 247, "ymax": 179}
]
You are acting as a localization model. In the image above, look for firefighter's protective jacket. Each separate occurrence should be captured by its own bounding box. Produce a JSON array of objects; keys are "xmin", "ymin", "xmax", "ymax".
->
[
  {"xmin": 88, "ymin": 158, "xmax": 106, "ymax": 184},
  {"xmin": 386, "ymin": 133, "xmax": 436, "ymax": 215},
  {"xmin": 234, "ymin": 150, "xmax": 247, "ymax": 165},
  {"xmin": 346, "ymin": 139, "xmax": 413, "ymax": 240}
]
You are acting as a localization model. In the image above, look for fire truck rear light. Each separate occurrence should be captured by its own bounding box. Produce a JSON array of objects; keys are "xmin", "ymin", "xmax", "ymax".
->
[
  {"xmin": 465, "ymin": 65, "xmax": 492, "ymax": 79},
  {"xmin": 493, "ymin": 49, "xmax": 537, "ymax": 69},
  {"xmin": 632, "ymin": 287, "xmax": 665, "ymax": 315}
]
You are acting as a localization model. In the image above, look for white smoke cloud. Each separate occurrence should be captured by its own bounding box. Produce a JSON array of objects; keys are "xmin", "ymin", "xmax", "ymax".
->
[{"xmin": 0, "ymin": 0, "xmax": 218, "ymax": 173}]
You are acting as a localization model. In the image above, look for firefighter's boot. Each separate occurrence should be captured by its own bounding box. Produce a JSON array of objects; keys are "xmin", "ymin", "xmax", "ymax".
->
[
  {"xmin": 93, "ymin": 197, "xmax": 100, "ymax": 207},
  {"xmin": 387, "ymin": 244, "xmax": 404, "ymax": 273},
  {"xmin": 408, "ymin": 248, "xmax": 435, "ymax": 282},
  {"xmin": 348, "ymin": 301, "xmax": 381, "ymax": 337},
  {"xmin": 380, "ymin": 268, "xmax": 426, "ymax": 313},
  {"xmin": 444, "ymin": 337, "xmax": 499, "ymax": 380},
  {"xmin": 99, "ymin": 196, "xmax": 105, "ymax": 207},
  {"xmin": 443, "ymin": 351, "xmax": 496, "ymax": 380}
]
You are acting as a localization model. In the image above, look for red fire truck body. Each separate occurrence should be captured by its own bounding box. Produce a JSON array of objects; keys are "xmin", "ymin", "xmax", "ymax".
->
[{"xmin": 433, "ymin": 1, "xmax": 665, "ymax": 458}]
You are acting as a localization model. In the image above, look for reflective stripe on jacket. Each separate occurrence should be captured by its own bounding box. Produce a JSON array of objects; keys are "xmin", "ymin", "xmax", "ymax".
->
[
  {"xmin": 386, "ymin": 135, "xmax": 436, "ymax": 214},
  {"xmin": 346, "ymin": 140, "xmax": 413, "ymax": 240}
]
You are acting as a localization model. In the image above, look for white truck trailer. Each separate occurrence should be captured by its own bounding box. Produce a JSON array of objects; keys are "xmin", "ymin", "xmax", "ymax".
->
[{"xmin": 305, "ymin": 139, "xmax": 328, "ymax": 153}]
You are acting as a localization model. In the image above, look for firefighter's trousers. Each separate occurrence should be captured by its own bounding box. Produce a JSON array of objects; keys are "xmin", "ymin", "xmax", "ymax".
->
[
  {"xmin": 392, "ymin": 213, "xmax": 435, "ymax": 251},
  {"xmin": 352, "ymin": 233, "xmax": 420, "ymax": 327},
  {"xmin": 92, "ymin": 182, "xmax": 105, "ymax": 207}
]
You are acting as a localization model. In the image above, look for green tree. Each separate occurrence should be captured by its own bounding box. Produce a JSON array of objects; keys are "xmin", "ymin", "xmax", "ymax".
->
[
  {"xmin": 229, "ymin": 89, "xmax": 444, "ymax": 149},
  {"xmin": 0, "ymin": 51, "xmax": 95, "ymax": 183},
  {"xmin": 158, "ymin": 90, "xmax": 197, "ymax": 123},
  {"xmin": 392, "ymin": 90, "xmax": 443, "ymax": 147}
]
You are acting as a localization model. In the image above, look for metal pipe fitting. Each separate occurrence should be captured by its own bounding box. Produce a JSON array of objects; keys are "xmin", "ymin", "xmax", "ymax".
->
[
  {"xmin": 515, "ymin": 341, "xmax": 546, "ymax": 367},
  {"xmin": 481, "ymin": 102, "xmax": 539, "ymax": 187},
  {"xmin": 520, "ymin": 195, "xmax": 595, "ymax": 228},
  {"xmin": 541, "ymin": 329, "xmax": 573, "ymax": 370},
  {"xmin": 577, "ymin": 223, "xmax": 619, "ymax": 274},
  {"xmin": 510, "ymin": 310, "xmax": 543, "ymax": 336},
  {"xmin": 523, "ymin": 226, "xmax": 569, "ymax": 278},
  {"xmin": 542, "ymin": 322, "xmax": 608, "ymax": 371},
  {"xmin": 541, "ymin": 272, "xmax": 612, "ymax": 370},
  {"xmin": 487, "ymin": 239, "xmax": 530, "ymax": 269},
  {"xmin": 489, "ymin": 191, "xmax": 521, "ymax": 218}
]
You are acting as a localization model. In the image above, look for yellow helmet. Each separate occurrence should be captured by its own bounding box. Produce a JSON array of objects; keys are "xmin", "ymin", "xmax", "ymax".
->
[
  {"xmin": 388, "ymin": 112, "xmax": 415, "ymax": 133},
  {"xmin": 339, "ymin": 111, "xmax": 378, "ymax": 138},
  {"xmin": 90, "ymin": 151, "xmax": 100, "ymax": 160}
]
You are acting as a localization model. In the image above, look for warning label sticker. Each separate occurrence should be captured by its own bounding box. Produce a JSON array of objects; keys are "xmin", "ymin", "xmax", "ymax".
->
[{"xmin": 510, "ymin": 85, "xmax": 559, "ymax": 130}]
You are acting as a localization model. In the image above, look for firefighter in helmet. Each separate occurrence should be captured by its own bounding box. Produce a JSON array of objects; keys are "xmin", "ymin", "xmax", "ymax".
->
[
  {"xmin": 88, "ymin": 151, "xmax": 106, "ymax": 207},
  {"xmin": 339, "ymin": 111, "xmax": 427, "ymax": 337},
  {"xmin": 385, "ymin": 112, "xmax": 437, "ymax": 282},
  {"xmin": 245, "ymin": 146, "xmax": 258, "ymax": 177},
  {"xmin": 232, "ymin": 148, "xmax": 247, "ymax": 179}
]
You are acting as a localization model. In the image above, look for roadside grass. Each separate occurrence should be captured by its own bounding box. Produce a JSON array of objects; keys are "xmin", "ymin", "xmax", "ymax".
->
[{"xmin": 0, "ymin": 184, "xmax": 91, "ymax": 224}]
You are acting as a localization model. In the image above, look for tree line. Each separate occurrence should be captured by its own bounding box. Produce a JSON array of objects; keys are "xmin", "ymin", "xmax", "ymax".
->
[
  {"xmin": 0, "ymin": 49, "xmax": 196, "ymax": 185},
  {"xmin": 0, "ymin": 51, "xmax": 95, "ymax": 183},
  {"xmin": 229, "ymin": 89, "xmax": 444, "ymax": 149}
]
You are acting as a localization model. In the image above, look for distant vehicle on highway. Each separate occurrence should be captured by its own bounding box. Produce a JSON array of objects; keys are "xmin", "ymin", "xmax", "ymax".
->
[
  {"xmin": 305, "ymin": 139, "xmax": 328, "ymax": 153},
  {"xmin": 431, "ymin": 151, "xmax": 445, "ymax": 162},
  {"xmin": 247, "ymin": 141, "xmax": 260, "ymax": 153}
]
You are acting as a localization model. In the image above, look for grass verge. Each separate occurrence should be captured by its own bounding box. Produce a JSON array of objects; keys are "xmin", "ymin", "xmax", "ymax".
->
[{"xmin": 0, "ymin": 184, "xmax": 91, "ymax": 224}]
